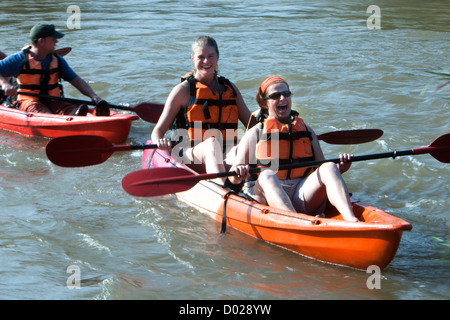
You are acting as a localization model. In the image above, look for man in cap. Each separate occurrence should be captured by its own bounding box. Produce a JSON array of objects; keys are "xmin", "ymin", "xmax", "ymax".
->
[{"xmin": 0, "ymin": 24, "xmax": 108, "ymax": 116}]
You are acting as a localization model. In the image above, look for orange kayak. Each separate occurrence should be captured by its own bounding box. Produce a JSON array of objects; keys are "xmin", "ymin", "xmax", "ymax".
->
[
  {"xmin": 143, "ymin": 145, "xmax": 412, "ymax": 270},
  {"xmin": 0, "ymin": 104, "xmax": 138, "ymax": 143}
]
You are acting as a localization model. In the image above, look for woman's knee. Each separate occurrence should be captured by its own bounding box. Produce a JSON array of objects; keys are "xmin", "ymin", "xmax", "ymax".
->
[
  {"xmin": 255, "ymin": 170, "xmax": 280, "ymax": 199},
  {"xmin": 200, "ymin": 137, "xmax": 223, "ymax": 163},
  {"xmin": 202, "ymin": 137, "xmax": 221, "ymax": 151},
  {"xmin": 318, "ymin": 162, "xmax": 340, "ymax": 177},
  {"xmin": 258, "ymin": 170, "xmax": 279, "ymax": 184}
]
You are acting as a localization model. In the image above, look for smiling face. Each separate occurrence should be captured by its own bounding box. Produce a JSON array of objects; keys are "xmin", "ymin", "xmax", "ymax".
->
[
  {"xmin": 264, "ymin": 82, "xmax": 292, "ymax": 123},
  {"xmin": 191, "ymin": 45, "xmax": 218, "ymax": 79}
]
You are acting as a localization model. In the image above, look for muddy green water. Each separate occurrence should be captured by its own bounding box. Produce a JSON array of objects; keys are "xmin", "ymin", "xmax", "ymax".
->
[{"xmin": 0, "ymin": 0, "xmax": 449, "ymax": 300}]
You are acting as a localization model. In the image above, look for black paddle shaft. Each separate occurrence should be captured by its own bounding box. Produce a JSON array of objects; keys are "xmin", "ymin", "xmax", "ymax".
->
[
  {"xmin": 16, "ymin": 91, "xmax": 130, "ymax": 109},
  {"xmin": 245, "ymin": 149, "xmax": 415, "ymax": 176}
]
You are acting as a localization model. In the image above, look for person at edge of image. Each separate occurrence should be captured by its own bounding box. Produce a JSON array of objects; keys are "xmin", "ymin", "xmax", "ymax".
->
[
  {"xmin": 0, "ymin": 23, "xmax": 109, "ymax": 116},
  {"xmin": 151, "ymin": 36, "xmax": 251, "ymax": 184},
  {"xmin": 227, "ymin": 76, "xmax": 360, "ymax": 222}
]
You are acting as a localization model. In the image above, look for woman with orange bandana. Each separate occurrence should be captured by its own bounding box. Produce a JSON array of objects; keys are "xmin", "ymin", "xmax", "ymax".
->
[
  {"xmin": 228, "ymin": 76, "xmax": 359, "ymax": 222},
  {"xmin": 151, "ymin": 36, "xmax": 250, "ymax": 184}
]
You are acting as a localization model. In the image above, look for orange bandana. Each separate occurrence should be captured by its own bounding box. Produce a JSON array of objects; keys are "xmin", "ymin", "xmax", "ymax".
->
[{"xmin": 259, "ymin": 76, "xmax": 288, "ymax": 95}]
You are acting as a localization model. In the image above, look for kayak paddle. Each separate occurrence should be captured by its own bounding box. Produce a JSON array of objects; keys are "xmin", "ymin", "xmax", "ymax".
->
[
  {"xmin": 139, "ymin": 101, "xmax": 383, "ymax": 144},
  {"xmin": 1, "ymin": 47, "xmax": 71, "ymax": 58},
  {"xmin": 316, "ymin": 129, "xmax": 382, "ymax": 144},
  {"xmin": 45, "ymin": 128, "xmax": 383, "ymax": 167},
  {"xmin": 54, "ymin": 47, "xmax": 72, "ymax": 56},
  {"xmin": 134, "ymin": 102, "xmax": 383, "ymax": 143},
  {"xmin": 121, "ymin": 133, "xmax": 449, "ymax": 197},
  {"xmin": 16, "ymin": 92, "xmax": 164, "ymax": 123},
  {"xmin": 46, "ymin": 135, "xmax": 177, "ymax": 167}
]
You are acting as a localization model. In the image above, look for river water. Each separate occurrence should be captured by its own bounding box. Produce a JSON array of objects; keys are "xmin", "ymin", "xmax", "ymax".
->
[{"xmin": 0, "ymin": 0, "xmax": 449, "ymax": 301}]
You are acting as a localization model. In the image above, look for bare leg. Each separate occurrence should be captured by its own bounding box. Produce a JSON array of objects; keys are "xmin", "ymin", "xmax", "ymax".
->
[
  {"xmin": 301, "ymin": 163, "xmax": 358, "ymax": 222},
  {"xmin": 254, "ymin": 170, "xmax": 296, "ymax": 212},
  {"xmin": 185, "ymin": 137, "xmax": 226, "ymax": 184}
]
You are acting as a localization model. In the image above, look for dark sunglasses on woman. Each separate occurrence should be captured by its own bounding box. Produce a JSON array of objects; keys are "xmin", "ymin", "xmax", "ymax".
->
[{"xmin": 265, "ymin": 90, "xmax": 292, "ymax": 100}]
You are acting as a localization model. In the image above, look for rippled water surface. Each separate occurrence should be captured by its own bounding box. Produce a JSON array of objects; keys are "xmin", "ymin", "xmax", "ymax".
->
[{"xmin": 0, "ymin": 0, "xmax": 449, "ymax": 300}]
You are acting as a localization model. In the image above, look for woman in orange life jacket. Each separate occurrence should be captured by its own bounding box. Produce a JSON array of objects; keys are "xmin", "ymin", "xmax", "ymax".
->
[
  {"xmin": 151, "ymin": 36, "xmax": 251, "ymax": 184},
  {"xmin": 228, "ymin": 77, "xmax": 359, "ymax": 222}
]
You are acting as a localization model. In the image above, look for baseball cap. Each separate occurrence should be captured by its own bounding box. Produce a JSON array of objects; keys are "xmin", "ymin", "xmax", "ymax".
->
[{"xmin": 29, "ymin": 24, "xmax": 65, "ymax": 42}]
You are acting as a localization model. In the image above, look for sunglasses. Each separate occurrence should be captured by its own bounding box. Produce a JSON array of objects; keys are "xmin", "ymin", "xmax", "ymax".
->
[{"xmin": 265, "ymin": 90, "xmax": 292, "ymax": 100}]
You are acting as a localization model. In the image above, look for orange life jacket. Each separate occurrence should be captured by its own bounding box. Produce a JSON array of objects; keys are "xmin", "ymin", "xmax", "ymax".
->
[
  {"xmin": 246, "ymin": 109, "xmax": 267, "ymax": 130},
  {"xmin": 16, "ymin": 47, "xmax": 62, "ymax": 101},
  {"xmin": 173, "ymin": 73, "xmax": 239, "ymax": 147},
  {"xmin": 255, "ymin": 114, "xmax": 315, "ymax": 180}
]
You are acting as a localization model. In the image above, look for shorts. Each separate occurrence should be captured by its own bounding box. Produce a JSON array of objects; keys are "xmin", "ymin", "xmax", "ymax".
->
[
  {"xmin": 16, "ymin": 99, "xmax": 78, "ymax": 115},
  {"xmin": 243, "ymin": 177, "xmax": 327, "ymax": 215}
]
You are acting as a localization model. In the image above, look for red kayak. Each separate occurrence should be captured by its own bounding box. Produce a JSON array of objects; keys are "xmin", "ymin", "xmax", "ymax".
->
[{"xmin": 0, "ymin": 104, "xmax": 138, "ymax": 143}]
